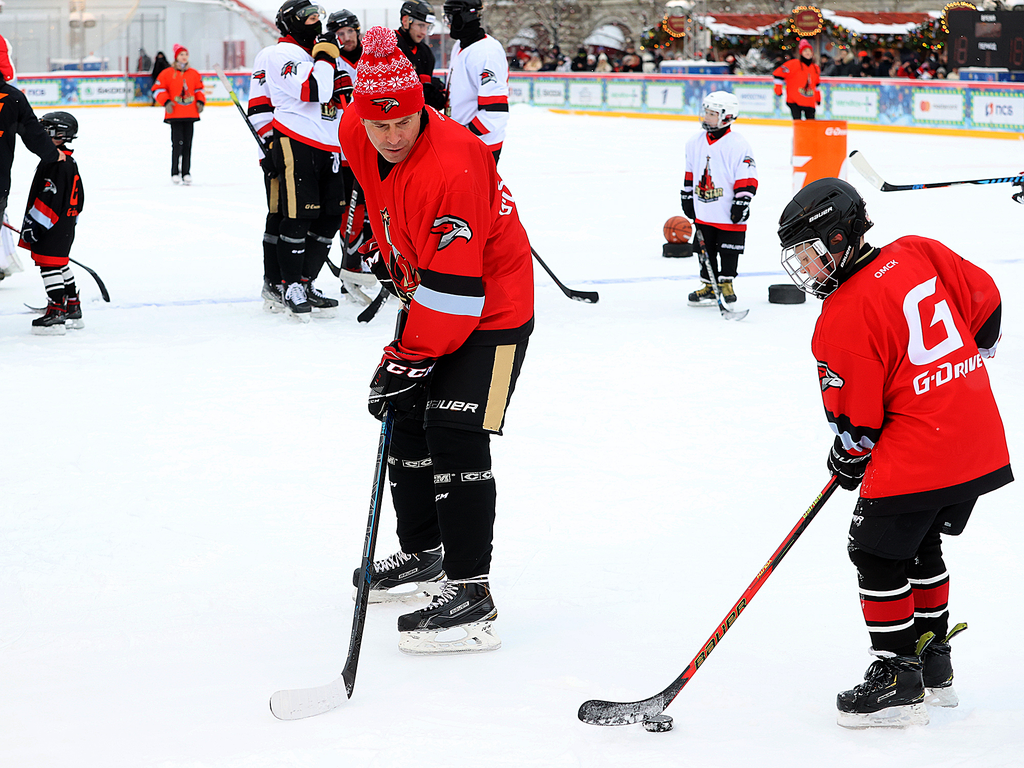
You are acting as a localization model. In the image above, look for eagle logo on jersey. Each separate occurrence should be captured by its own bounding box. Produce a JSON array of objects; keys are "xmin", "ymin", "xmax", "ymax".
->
[
  {"xmin": 696, "ymin": 157, "xmax": 723, "ymax": 202},
  {"xmin": 480, "ymin": 69, "xmax": 496, "ymax": 86},
  {"xmin": 817, "ymin": 361, "xmax": 845, "ymax": 391},
  {"xmin": 281, "ymin": 61, "xmax": 299, "ymax": 78},
  {"xmin": 743, "ymin": 155, "xmax": 756, "ymax": 167},
  {"xmin": 253, "ymin": 69, "xmax": 267, "ymax": 85},
  {"xmin": 43, "ymin": 179, "xmax": 57, "ymax": 195},
  {"xmin": 430, "ymin": 216, "xmax": 473, "ymax": 250},
  {"xmin": 371, "ymin": 97, "xmax": 401, "ymax": 114}
]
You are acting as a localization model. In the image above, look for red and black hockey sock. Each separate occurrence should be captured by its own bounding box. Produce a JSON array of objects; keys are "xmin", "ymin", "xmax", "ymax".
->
[
  {"xmin": 907, "ymin": 528, "xmax": 950, "ymax": 641},
  {"xmin": 848, "ymin": 543, "xmax": 917, "ymax": 655},
  {"xmin": 389, "ymin": 419, "xmax": 442, "ymax": 553}
]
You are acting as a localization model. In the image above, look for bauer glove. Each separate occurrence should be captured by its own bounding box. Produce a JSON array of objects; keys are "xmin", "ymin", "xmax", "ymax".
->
[
  {"xmin": 368, "ymin": 348, "xmax": 434, "ymax": 422},
  {"xmin": 680, "ymin": 188, "xmax": 695, "ymax": 221},
  {"xmin": 827, "ymin": 437, "xmax": 870, "ymax": 491}
]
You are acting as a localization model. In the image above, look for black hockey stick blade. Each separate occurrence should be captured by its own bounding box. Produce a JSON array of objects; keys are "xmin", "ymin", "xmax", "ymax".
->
[
  {"xmin": 69, "ymin": 257, "xmax": 110, "ymax": 302},
  {"xmin": 531, "ymin": 247, "xmax": 599, "ymax": 303},
  {"xmin": 849, "ymin": 150, "xmax": 1024, "ymax": 193},
  {"xmin": 357, "ymin": 287, "xmax": 390, "ymax": 323},
  {"xmin": 694, "ymin": 229, "xmax": 746, "ymax": 321},
  {"xmin": 578, "ymin": 476, "xmax": 841, "ymax": 726}
]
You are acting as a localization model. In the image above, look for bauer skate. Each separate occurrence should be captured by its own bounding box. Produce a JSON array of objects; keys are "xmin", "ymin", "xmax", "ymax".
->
[
  {"xmin": 923, "ymin": 622, "xmax": 968, "ymax": 708},
  {"xmin": 65, "ymin": 292, "xmax": 84, "ymax": 330},
  {"xmin": 283, "ymin": 281, "xmax": 311, "ymax": 323},
  {"xmin": 304, "ymin": 280, "xmax": 339, "ymax": 318},
  {"xmin": 352, "ymin": 546, "xmax": 445, "ymax": 604},
  {"xmin": 397, "ymin": 577, "xmax": 500, "ymax": 656},
  {"xmin": 31, "ymin": 298, "xmax": 67, "ymax": 336},
  {"xmin": 262, "ymin": 280, "xmax": 284, "ymax": 313},
  {"xmin": 836, "ymin": 634, "xmax": 933, "ymax": 729},
  {"xmin": 687, "ymin": 281, "xmax": 716, "ymax": 307}
]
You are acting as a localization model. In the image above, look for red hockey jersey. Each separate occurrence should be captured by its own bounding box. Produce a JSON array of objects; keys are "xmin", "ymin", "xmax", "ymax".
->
[
  {"xmin": 813, "ymin": 236, "xmax": 1011, "ymax": 513},
  {"xmin": 339, "ymin": 107, "xmax": 533, "ymax": 361}
]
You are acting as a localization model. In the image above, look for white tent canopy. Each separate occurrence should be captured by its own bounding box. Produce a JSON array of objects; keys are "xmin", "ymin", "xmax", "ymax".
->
[{"xmin": 583, "ymin": 24, "xmax": 626, "ymax": 49}]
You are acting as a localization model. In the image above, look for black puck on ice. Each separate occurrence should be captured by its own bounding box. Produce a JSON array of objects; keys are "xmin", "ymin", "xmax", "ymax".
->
[
  {"xmin": 662, "ymin": 242, "xmax": 693, "ymax": 258},
  {"xmin": 642, "ymin": 714, "xmax": 674, "ymax": 732},
  {"xmin": 768, "ymin": 283, "xmax": 806, "ymax": 304}
]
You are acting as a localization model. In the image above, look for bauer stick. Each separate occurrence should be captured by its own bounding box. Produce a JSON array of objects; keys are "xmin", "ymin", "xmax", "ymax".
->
[
  {"xmin": 269, "ymin": 409, "xmax": 395, "ymax": 720},
  {"xmin": 850, "ymin": 150, "xmax": 1024, "ymax": 193},
  {"xmin": 2, "ymin": 220, "xmax": 109, "ymax": 301},
  {"xmin": 531, "ymin": 247, "xmax": 599, "ymax": 303},
  {"xmin": 693, "ymin": 228, "xmax": 747, "ymax": 321},
  {"xmin": 326, "ymin": 185, "xmax": 361, "ymax": 279},
  {"xmin": 578, "ymin": 475, "xmax": 841, "ymax": 726}
]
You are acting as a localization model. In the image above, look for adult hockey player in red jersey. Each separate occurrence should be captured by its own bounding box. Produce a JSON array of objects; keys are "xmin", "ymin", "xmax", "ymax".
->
[
  {"xmin": 778, "ymin": 178, "xmax": 1012, "ymax": 729},
  {"xmin": 339, "ymin": 26, "xmax": 533, "ymax": 655},
  {"xmin": 773, "ymin": 39, "xmax": 821, "ymax": 120},
  {"xmin": 681, "ymin": 91, "xmax": 757, "ymax": 306}
]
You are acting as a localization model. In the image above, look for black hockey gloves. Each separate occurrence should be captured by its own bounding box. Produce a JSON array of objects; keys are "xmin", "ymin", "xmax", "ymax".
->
[
  {"xmin": 1013, "ymin": 175, "xmax": 1024, "ymax": 204},
  {"xmin": 730, "ymin": 196, "xmax": 751, "ymax": 224},
  {"xmin": 260, "ymin": 137, "xmax": 279, "ymax": 178},
  {"xmin": 827, "ymin": 437, "xmax": 870, "ymax": 491},
  {"xmin": 368, "ymin": 353, "xmax": 435, "ymax": 422},
  {"xmin": 680, "ymin": 188, "xmax": 695, "ymax": 221},
  {"xmin": 19, "ymin": 218, "xmax": 40, "ymax": 245}
]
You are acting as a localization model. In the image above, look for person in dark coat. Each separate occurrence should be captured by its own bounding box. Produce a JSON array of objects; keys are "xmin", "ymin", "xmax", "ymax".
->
[{"xmin": 150, "ymin": 52, "xmax": 169, "ymax": 105}]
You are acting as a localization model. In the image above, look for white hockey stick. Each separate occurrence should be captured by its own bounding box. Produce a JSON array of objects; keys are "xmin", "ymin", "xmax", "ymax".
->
[{"xmin": 850, "ymin": 150, "xmax": 1024, "ymax": 193}]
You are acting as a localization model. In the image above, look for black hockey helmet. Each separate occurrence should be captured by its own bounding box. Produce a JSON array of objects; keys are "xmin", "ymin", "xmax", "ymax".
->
[
  {"xmin": 326, "ymin": 8, "xmax": 360, "ymax": 34},
  {"xmin": 401, "ymin": 0, "xmax": 436, "ymax": 24},
  {"xmin": 443, "ymin": 0, "xmax": 481, "ymax": 32},
  {"xmin": 778, "ymin": 178, "xmax": 873, "ymax": 298},
  {"xmin": 40, "ymin": 111, "xmax": 78, "ymax": 143},
  {"xmin": 275, "ymin": 0, "xmax": 325, "ymax": 47}
]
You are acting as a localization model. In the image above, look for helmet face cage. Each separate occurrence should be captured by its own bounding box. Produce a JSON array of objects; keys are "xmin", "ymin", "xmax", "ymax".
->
[
  {"xmin": 700, "ymin": 91, "xmax": 738, "ymax": 132},
  {"xmin": 781, "ymin": 238, "xmax": 838, "ymax": 298},
  {"xmin": 40, "ymin": 112, "xmax": 78, "ymax": 143},
  {"xmin": 326, "ymin": 9, "xmax": 360, "ymax": 34}
]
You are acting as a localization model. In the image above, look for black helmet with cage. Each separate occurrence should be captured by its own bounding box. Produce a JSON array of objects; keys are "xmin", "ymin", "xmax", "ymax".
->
[
  {"xmin": 778, "ymin": 178, "xmax": 874, "ymax": 299},
  {"xmin": 401, "ymin": 0, "xmax": 437, "ymax": 24},
  {"xmin": 40, "ymin": 111, "xmax": 78, "ymax": 143},
  {"xmin": 442, "ymin": 0, "xmax": 481, "ymax": 34},
  {"xmin": 326, "ymin": 8, "xmax": 360, "ymax": 35},
  {"xmin": 276, "ymin": 0, "xmax": 325, "ymax": 49}
]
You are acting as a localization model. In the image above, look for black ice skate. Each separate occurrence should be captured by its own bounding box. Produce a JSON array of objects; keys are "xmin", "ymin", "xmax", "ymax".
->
[
  {"xmin": 397, "ymin": 577, "xmax": 500, "ymax": 655},
  {"xmin": 262, "ymin": 280, "xmax": 284, "ymax": 313},
  {"xmin": 352, "ymin": 546, "xmax": 445, "ymax": 604},
  {"xmin": 65, "ymin": 292, "xmax": 84, "ymax": 330},
  {"xmin": 923, "ymin": 622, "xmax": 968, "ymax": 708},
  {"xmin": 303, "ymin": 280, "xmax": 339, "ymax": 317},
  {"xmin": 836, "ymin": 633, "xmax": 934, "ymax": 729},
  {"xmin": 283, "ymin": 281, "xmax": 311, "ymax": 322},
  {"xmin": 31, "ymin": 298, "xmax": 67, "ymax": 336},
  {"xmin": 687, "ymin": 281, "xmax": 716, "ymax": 307}
]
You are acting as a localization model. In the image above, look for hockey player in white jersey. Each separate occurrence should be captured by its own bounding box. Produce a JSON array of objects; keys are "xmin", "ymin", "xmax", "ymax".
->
[
  {"xmin": 442, "ymin": 0, "xmax": 509, "ymax": 163},
  {"xmin": 262, "ymin": 0, "xmax": 345, "ymax": 320},
  {"xmin": 680, "ymin": 91, "xmax": 758, "ymax": 306}
]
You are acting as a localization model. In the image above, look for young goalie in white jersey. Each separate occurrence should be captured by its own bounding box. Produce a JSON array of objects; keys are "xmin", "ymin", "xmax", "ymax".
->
[{"xmin": 680, "ymin": 91, "xmax": 758, "ymax": 306}]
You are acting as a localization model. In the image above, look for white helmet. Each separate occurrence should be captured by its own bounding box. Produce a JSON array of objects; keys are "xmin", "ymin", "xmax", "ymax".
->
[{"xmin": 701, "ymin": 90, "xmax": 739, "ymax": 132}]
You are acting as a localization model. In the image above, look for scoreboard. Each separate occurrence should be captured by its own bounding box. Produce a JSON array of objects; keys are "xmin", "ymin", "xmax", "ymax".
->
[{"xmin": 947, "ymin": 10, "xmax": 1024, "ymax": 70}]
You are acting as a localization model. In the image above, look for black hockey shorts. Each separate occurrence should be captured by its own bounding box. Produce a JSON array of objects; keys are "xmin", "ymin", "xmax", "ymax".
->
[
  {"xmin": 848, "ymin": 498, "xmax": 976, "ymax": 560},
  {"xmin": 275, "ymin": 135, "xmax": 345, "ymax": 220},
  {"xmin": 423, "ymin": 339, "xmax": 529, "ymax": 435},
  {"xmin": 696, "ymin": 224, "xmax": 745, "ymax": 280}
]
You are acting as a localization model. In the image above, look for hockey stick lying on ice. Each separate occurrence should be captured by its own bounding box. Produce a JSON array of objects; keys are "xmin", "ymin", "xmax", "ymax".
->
[
  {"xmin": 269, "ymin": 409, "xmax": 395, "ymax": 720},
  {"xmin": 850, "ymin": 150, "xmax": 1024, "ymax": 193},
  {"xmin": 578, "ymin": 475, "xmax": 841, "ymax": 726},
  {"xmin": 693, "ymin": 228, "xmax": 746, "ymax": 321},
  {"xmin": 531, "ymin": 247, "xmax": 599, "ymax": 304},
  {"xmin": 2, "ymin": 220, "xmax": 110, "ymax": 301}
]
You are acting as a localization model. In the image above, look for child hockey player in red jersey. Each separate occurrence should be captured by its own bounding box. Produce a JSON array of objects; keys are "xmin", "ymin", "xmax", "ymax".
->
[
  {"xmin": 19, "ymin": 111, "xmax": 85, "ymax": 336},
  {"xmin": 681, "ymin": 90, "xmax": 757, "ymax": 306},
  {"xmin": 339, "ymin": 26, "xmax": 533, "ymax": 655},
  {"xmin": 778, "ymin": 178, "xmax": 1012, "ymax": 728}
]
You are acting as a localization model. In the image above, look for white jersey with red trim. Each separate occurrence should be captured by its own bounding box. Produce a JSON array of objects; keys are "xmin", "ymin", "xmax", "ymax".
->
[
  {"xmin": 263, "ymin": 38, "xmax": 340, "ymax": 153},
  {"xmin": 247, "ymin": 45, "xmax": 276, "ymax": 160},
  {"xmin": 683, "ymin": 128, "xmax": 758, "ymax": 232},
  {"xmin": 447, "ymin": 35, "xmax": 509, "ymax": 151}
]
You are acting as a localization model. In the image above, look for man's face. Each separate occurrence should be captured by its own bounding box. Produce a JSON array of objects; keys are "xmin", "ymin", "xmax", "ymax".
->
[
  {"xmin": 337, "ymin": 27, "xmax": 359, "ymax": 51},
  {"xmin": 362, "ymin": 110, "xmax": 422, "ymax": 164},
  {"xmin": 304, "ymin": 11, "xmax": 321, "ymax": 26},
  {"xmin": 403, "ymin": 17, "xmax": 432, "ymax": 43}
]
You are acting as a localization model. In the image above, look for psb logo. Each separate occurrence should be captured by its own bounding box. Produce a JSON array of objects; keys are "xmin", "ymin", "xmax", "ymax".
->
[
  {"xmin": 253, "ymin": 69, "xmax": 267, "ymax": 85},
  {"xmin": 281, "ymin": 61, "xmax": 299, "ymax": 78},
  {"xmin": 430, "ymin": 215, "xmax": 472, "ymax": 250},
  {"xmin": 817, "ymin": 361, "xmax": 844, "ymax": 391},
  {"xmin": 43, "ymin": 179, "xmax": 57, "ymax": 195},
  {"xmin": 372, "ymin": 97, "xmax": 401, "ymax": 114},
  {"xmin": 480, "ymin": 69, "xmax": 496, "ymax": 86}
]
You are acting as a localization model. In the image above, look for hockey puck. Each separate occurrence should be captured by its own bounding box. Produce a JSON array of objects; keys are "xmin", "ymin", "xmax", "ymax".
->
[
  {"xmin": 642, "ymin": 714, "xmax": 674, "ymax": 733},
  {"xmin": 768, "ymin": 283, "xmax": 806, "ymax": 305},
  {"xmin": 662, "ymin": 242, "xmax": 693, "ymax": 258}
]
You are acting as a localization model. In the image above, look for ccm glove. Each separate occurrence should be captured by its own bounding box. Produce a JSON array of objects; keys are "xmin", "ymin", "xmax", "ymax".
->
[
  {"xmin": 680, "ymin": 188, "xmax": 695, "ymax": 220},
  {"xmin": 19, "ymin": 218, "xmax": 40, "ymax": 245},
  {"xmin": 368, "ymin": 351, "xmax": 435, "ymax": 421},
  {"xmin": 730, "ymin": 196, "xmax": 751, "ymax": 224},
  {"xmin": 827, "ymin": 437, "xmax": 871, "ymax": 491}
]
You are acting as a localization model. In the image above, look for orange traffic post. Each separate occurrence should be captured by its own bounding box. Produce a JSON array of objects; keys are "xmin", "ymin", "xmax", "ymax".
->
[{"xmin": 792, "ymin": 120, "xmax": 848, "ymax": 192}]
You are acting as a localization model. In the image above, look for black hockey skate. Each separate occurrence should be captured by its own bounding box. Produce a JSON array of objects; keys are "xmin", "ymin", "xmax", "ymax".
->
[
  {"xmin": 352, "ymin": 546, "xmax": 445, "ymax": 604},
  {"xmin": 687, "ymin": 281, "xmax": 716, "ymax": 307},
  {"xmin": 31, "ymin": 298, "xmax": 67, "ymax": 336},
  {"xmin": 261, "ymin": 280, "xmax": 284, "ymax": 313},
  {"xmin": 923, "ymin": 622, "xmax": 968, "ymax": 708},
  {"xmin": 836, "ymin": 633, "xmax": 934, "ymax": 729},
  {"xmin": 283, "ymin": 281, "xmax": 311, "ymax": 322},
  {"xmin": 65, "ymin": 292, "xmax": 84, "ymax": 330},
  {"xmin": 397, "ymin": 577, "xmax": 500, "ymax": 655},
  {"xmin": 303, "ymin": 280, "xmax": 339, "ymax": 317}
]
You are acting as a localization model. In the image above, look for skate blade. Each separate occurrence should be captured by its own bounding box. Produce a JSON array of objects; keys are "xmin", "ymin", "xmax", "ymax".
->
[
  {"xmin": 837, "ymin": 702, "xmax": 929, "ymax": 729},
  {"xmin": 353, "ymin": 578, "xmax": 445, "ymax": 605},
  {"xmin": 925, "ymin": 686, "xmax": 959, "ymax": 708},
  {"xmin": 66, "ymin": 319, "xmax": 84, "ymax": 330},
  {"xmin": 262, "ymin": 299, "xmax": 284, "ymax": 314},
  {"xmin": 285, "ymin": 309, "xmax": 311, "ymax": 324},
  {"xmin": 399, "ymin": 620, "xmax": 501, "ymax": 656},
  {"xmin": 311, "ymin": 307, "xmax": 338, "ymax": 319},
  {"xmin": 687, "ymin": 299, "xmax": 717, "ymax": 308},
  {"xmin": 31, "ymin": 325, "xmax": 67, "ymax": 336}
]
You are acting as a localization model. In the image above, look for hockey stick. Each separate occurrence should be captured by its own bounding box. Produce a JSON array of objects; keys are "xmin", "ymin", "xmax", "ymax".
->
[
  {"xmin": 269, "ymin": 409, "xmax": 395, "ymax": 720},
  {"xmin": 213, "ymin": 65, "xmax": 269, "ymax": 151},
  {"xmin": 2, "ymin": 220, "xmax": 110, "ymax": 301},
  {"xmin": 531, "ymin": 247, "xmax": 599, "ymax": 304},
  {"xmin": 578, "ymin": 475, "xmax": 841, "ymax": 726},
  {"xmin": 693, "ymin": 228, "xmax": 747, "ymax": 321},
  {"xmin": 849, "ymin": 150, "xmax": 1024, "ymax": 193},
  {"xmin": 326, "ymin": 185, "xmax": 361, "ymax": 279},
  {"xmin": 357, "ymin": 287, "xmax": 390, "ymax": 323}
]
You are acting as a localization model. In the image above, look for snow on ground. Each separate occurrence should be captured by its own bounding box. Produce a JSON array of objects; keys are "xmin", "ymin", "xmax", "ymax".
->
[{"xmin": 1, "ymin": 105, "xmax": 1021, "ymax": 768}]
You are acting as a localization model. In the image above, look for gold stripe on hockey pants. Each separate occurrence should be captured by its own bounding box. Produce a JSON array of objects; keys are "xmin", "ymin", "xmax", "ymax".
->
[
  {"xmin": 268, "ymin": 176, "xmax": 279, "ymax": 215},
  {"xmin": 483, "ymin": 344, "xmax": 516, "ymax": 433},
  {"xmin": 279, "ymin": 135, "xmax": 298, "ymax": 218}
]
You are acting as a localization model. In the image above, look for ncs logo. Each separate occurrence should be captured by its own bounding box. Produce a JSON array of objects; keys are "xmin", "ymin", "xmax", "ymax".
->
[{"xmin": 985, "ymin": 102, "xmax": 1014, "ymax": 117}]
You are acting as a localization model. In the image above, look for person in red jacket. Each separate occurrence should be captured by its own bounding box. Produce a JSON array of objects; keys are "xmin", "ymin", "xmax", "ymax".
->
[
  {"xmin": 773, "ymin": 39, "xmax": 821, "ymax": 120},
  {"xmin": 778, "ymin": 178, "xmax": 1011, "ymax": 729},
  {"xmin": 339, "ymin": 26, "xmax": 533, "ymax": 656},
  {"xmin": 152, "ymin": 44, "xmax": 205, "ymax": 185}
]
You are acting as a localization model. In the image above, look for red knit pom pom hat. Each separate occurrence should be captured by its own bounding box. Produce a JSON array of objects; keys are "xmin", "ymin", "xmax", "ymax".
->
[
  {"xmin": 798, "ymin": 39, "xmax": 813, "ymax": 52},
  {"xmin": 173, "ymin": 44, "xmax": 189, "ymax": 59},
  {"xmin": 354, "ymin": 27, "xmax": 425, "ymax": 119}
]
